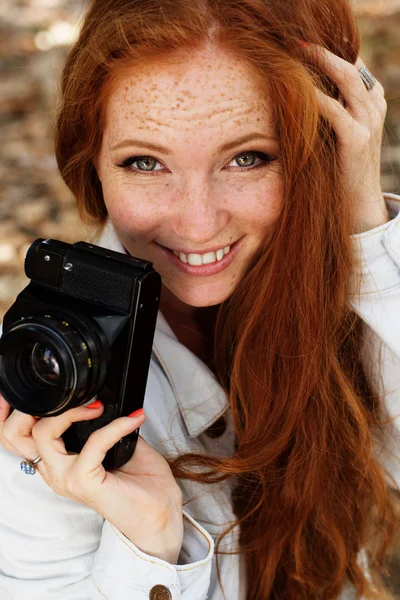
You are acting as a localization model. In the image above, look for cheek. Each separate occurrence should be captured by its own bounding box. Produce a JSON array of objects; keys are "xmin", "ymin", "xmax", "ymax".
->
[
  {"xmin": 228, "ymin": 176, "xmax": 285, "ymax": 229},
  {"xmin": 101, "ymin": 180, "xmax": 167, "ymax": 236},
  {"xmin": 258, "ymin": 182, "xmax": 285, "ymax": 224}
]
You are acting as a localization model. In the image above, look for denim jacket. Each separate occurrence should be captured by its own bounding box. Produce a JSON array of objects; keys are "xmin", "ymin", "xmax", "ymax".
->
[{"xmin": 0, "ymin": 194, "xmax": 399, "ymax": 599}]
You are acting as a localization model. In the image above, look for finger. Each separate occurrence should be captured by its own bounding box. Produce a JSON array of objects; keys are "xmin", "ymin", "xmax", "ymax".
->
[
  {"xmin": 354, "ymin": 58, "xmax": 385, "ymax": 98},
  {"xmin": 119, "ymin": 434, "xmax": 174, "ymax": 477},
  {"xmin": 315, "ymin": 86, "xmax": 385, "ymax": 154},
  {"xmin": 303, "ymin": 45, "xmax": 374, "ymax": 115},
  {"xmin": 73, "ymin": 411, "xmax": 146, "ymax": 476},
  {"xmin": 0, "ymin": 394, "xmax": 11, "ymax": 423},
  {"xmin": 355, "ymin": 58, "xmax": 387, "ymax": 118},
  {"xmin": 0, "ymin": 408, "xmax": 39, "ymax": 459},
  {"xmin": 6, "ymin": 409, "xmax": 38, "ymax": 436},
  {"xmin": 32, "ymin": 401, "xmax": 106, "ymax": 458},
  {"xmin": 315, "ymin": 88, "xmax": 354, "ymax": 134}
]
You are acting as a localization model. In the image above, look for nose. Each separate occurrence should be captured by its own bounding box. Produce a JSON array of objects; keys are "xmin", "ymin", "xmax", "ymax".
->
[{"xmin": 172, "ymin": 176, "xmax": 229, "ymax": 245}]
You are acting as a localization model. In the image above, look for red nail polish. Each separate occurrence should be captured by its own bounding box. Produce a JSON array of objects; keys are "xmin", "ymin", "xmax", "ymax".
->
[
  {"xmin": 86, "ymin": 400, "xmax": 103, "ymax": 409},
  {"xmin": 128, "ymin": 408, "xmax": 144, "ymax": 419}
]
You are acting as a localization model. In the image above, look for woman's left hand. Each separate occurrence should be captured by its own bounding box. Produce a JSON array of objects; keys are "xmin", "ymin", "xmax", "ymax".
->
[
  {"xmin": 0, "ymin": 396, "xmax": 184, "ymax": 564},
  {"xmin": 304, "ymin": 45, "xmax": 390, "ymax": 234}
]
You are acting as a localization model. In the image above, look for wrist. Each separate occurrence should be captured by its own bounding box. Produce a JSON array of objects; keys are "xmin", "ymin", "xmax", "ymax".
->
[
  {"xmin": 125, "ymin": 529, "xmax": 183, "ymax": 564},
  {"xmin": 155, "ymin": 545, "xmax": 182, "ymax": 565},
  {"xmin": 351, "ymin": 199, "xmax": 391, "ymax": 234},
  {"xmin": 121, "ymin": 506, "xmax": 184, "ymax": 565}
]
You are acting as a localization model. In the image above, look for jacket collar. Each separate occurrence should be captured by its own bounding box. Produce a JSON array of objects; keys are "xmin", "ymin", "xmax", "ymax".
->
[{"xmin": 96, "ymin": 220, "xmax": 229, "ymax": 438}]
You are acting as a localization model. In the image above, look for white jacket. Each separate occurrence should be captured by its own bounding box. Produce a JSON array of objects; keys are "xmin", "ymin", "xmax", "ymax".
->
[{"xmin": 0, "ymin": 194, "xmax": 399, "ymax": 600}]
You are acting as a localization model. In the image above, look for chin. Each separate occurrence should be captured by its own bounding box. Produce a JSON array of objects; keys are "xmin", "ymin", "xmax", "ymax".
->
[
  {"xmin": 170, "ymin": 286, "xmax": 233, "ymax": 308},
  {"xmin": 182, "ymin": 297, "xmax": 222, "ymax": 308}
]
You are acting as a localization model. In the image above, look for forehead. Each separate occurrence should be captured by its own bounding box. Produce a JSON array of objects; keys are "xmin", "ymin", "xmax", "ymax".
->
[{"xmin": 103, "ymin": 48, "xmax": 274, "ymax": 140}]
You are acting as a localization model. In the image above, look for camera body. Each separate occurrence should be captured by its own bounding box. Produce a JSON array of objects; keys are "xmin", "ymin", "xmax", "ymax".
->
[{"xmin": 0, "ymin": 239, "xmax": 161, "ymax": 469}]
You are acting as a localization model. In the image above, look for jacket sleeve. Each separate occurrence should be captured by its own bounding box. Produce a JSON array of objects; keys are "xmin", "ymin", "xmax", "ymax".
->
[
  {"xmin": 88, "ymin": 510, "xmax": 214, "ymax": 599},
  {"xmin": 349, "ymin": 193, "xmax": 400, "ymax": 488}
]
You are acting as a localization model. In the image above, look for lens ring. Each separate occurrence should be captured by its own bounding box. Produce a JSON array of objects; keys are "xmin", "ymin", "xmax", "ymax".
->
[
  {"xmin": 0, "ymin": 311, "xmax": 108, "ymax": 417},
  {"xmin": 11, "ymin": 322, "xmax": 78, "ymax": 415},
  {"xmin": 0, "ymin": 316, "xmax": 89, "ymax": 416}
]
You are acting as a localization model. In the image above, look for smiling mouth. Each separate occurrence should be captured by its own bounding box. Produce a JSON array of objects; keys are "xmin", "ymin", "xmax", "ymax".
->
[
  {"xmin": 170, "ymin": 245, "xmax": 232, "ymax": 266},
  {"xmin": 156, "ymin": 238, "xmax": 242, "ymax": 277},
  {"xmin": 157, "ymin": 238, "xmax": 243, "ymax": 266}
]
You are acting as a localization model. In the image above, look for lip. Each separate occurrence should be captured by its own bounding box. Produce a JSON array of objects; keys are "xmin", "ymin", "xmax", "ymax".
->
[{"xmin": 156, "ymin": 238, "xmax": 243, "ymax": 277}]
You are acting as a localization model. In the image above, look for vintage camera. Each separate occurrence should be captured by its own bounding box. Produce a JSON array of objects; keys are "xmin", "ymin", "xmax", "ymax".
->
[{"xmin": 0, "ymin": 239, "xmax": 161, "ymax": 469}]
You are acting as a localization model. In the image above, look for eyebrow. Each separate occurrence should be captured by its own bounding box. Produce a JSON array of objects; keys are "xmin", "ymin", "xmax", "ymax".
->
[{"xmin": 111, "ymin": 133, "xmax": 277, "ymax": 154}]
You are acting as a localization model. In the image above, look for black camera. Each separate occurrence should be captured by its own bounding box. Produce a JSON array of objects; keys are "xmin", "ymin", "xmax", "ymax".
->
[{"xmin": 0, "ymin": 238, "xmax": 161, "ymax": 469}]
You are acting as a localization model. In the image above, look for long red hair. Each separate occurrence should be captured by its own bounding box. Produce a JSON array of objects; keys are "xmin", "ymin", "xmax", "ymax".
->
[{"xmin": 55, "ymin": 0, "xmax": 399, "ymax": 597}]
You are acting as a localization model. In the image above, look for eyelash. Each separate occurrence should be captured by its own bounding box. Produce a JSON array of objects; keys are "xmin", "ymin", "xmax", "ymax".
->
[{"xmin": 114, "ymin": 151, "xmax": 277, "ymax": 176}]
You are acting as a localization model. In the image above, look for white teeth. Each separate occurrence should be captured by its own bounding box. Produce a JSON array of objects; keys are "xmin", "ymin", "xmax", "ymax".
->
[
  {"xmin": 202, "ymin": 251, "xmax": 217, "ymax": 265},
  {"xmin": 188, "ymin": 254, "xmax": 202, "ymax": 266},
  {"xmin": 172, "ymin": 245, "xmax": 231, "ymax": 265}
]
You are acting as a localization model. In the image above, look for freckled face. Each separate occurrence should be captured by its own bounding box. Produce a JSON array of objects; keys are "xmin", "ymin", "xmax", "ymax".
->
[{"xmin": 96, "ymin": 47, "xmax": 284, "ymax": 308}]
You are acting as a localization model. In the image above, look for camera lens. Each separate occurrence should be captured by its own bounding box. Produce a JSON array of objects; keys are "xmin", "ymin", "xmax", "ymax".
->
[
  {"xmin": 28, "ymin": 343, "xmax": 61, "ymax": 386},
  {"xmin": 0, "ymin": 313, "xmax": 107, "ymax": 417}
]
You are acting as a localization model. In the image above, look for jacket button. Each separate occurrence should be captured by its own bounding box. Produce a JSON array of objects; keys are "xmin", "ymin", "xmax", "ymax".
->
[{"xmin": 149, "ymin": 584, "xmax": 172, "ymax": 600}]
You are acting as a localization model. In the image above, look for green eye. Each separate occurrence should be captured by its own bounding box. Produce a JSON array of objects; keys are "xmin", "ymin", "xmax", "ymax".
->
[
  {"xmin": 228, "ymin": 151, "xmax": 274, "ymax": 169},
  {"xmin": 235, "ymin": 153, "xmax": 257, "ymax": 167},
  {"xmin": 135, "ymin": 157, "xmax": 158, "ymax": 171},
  {"xmin": 117, "ymin": 156, "xmax": 163, "ymax": 172}
]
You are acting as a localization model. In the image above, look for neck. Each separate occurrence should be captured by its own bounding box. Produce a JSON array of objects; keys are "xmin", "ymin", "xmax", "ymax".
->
[{"xmin": 159, "ymin": 286, "xmax": 219, "ymax": 367}]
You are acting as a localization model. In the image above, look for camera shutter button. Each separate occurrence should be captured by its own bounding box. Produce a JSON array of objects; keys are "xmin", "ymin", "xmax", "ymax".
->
[{"xmin": 149, "ymin": 585, "xmax": 172, "ymax": 600}]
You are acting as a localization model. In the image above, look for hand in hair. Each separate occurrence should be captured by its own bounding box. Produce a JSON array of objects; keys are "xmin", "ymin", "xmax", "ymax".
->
[
  {"xmin": 304, "ymin": 45, "xmax": 390, "ymax": 234},
  {"xmin": 0, "ymin": 394, "xmax": 184, "ymax": 564}
]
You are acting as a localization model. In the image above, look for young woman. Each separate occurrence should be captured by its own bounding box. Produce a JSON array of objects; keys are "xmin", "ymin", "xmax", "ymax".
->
[{"xmin": 0, "ymin": 0, "xmax": 399, "ymax": 598}]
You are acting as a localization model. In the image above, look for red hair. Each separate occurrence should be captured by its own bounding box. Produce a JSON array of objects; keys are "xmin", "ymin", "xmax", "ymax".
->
[{"xmin": 55, "ymin": 0, "xmax": 398, "ymax": 597}]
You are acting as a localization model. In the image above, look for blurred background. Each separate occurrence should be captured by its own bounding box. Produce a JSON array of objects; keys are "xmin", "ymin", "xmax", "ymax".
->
[
  {"xmin": 1, "ymin": 0, "xmax": 400, "ymax": 321},
  {"xmin": 0, "ymin": 0, "xmax": 400, "ymax": 595}
]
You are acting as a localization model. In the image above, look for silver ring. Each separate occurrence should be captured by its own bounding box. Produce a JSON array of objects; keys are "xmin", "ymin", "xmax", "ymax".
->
[
  {"xmin": 359, "ymin": 66, "xmax": 376, "ymax": 91},
  {"xmin": 20, "ymin": 455, "xmax": 42, "ymax": 475}
]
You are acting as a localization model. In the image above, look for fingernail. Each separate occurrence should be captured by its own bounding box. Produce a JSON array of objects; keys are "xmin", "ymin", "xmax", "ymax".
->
[
  {"xmin": 297, "ymin": 40, "xmax": 310, "ymax": 48},
  {"xmin": 86, "ymin": 400, "xmax": 103, "ymax": 409},
  {"xmin": 128, "ymin": 408, "xmax": 144, "ymax": 419}
]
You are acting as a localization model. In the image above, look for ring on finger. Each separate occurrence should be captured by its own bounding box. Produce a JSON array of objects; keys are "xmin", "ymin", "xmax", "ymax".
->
[
  {"xmin": 358, "ymin": 66, "xmax": 376, "ymax": 91},
  {"xmin": 20, "ymin": 455, "xmax": 42, "ymax": 475}
]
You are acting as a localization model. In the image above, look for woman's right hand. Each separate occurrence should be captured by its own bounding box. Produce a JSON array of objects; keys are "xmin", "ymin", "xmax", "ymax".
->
[{"xmin": 0, "ymin": 395, "xmax": 183, "ymax": 564}]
